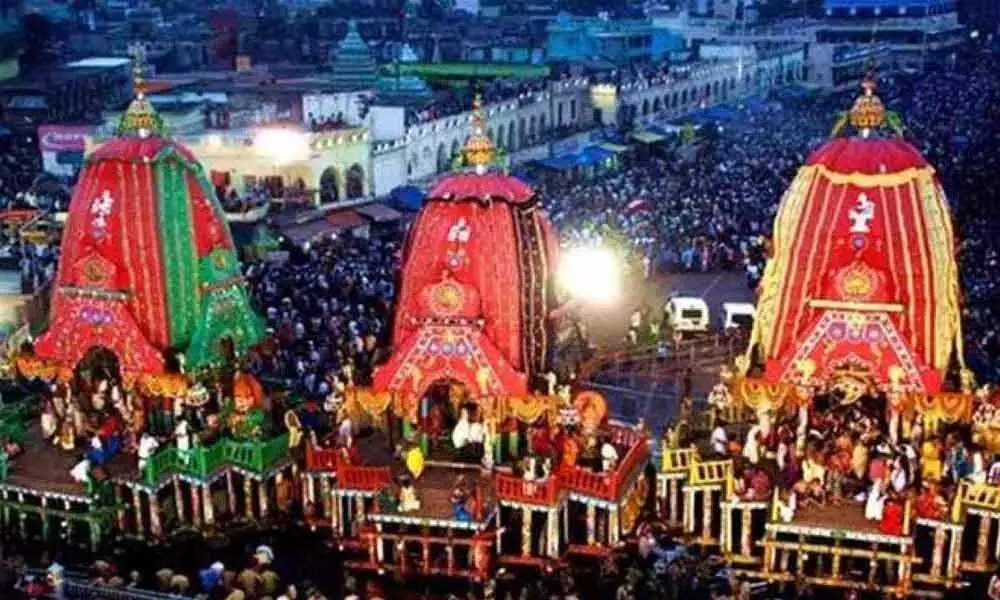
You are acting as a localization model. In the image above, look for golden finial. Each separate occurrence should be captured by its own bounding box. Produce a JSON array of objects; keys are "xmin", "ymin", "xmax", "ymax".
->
[
  {"xmin": 461, "ymin": 94, "xmax": 496, "ymax": 175},
  {"xmin": 848, "ymin": 74, "xmax": 885, "ymax": 134},
  {"xmin": 118, "ymin": 42, "xmax": 164, "ymax": 138}
]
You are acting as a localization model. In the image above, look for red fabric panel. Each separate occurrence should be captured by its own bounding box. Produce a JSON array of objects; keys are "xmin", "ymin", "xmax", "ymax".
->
[
  {"xmin": 44, "ymin": 157, "xmax": 171, "ymax": 351},
  {"xmin": 88, "ymin": 136, "xmax": 199, "ymax": 164},
  {"xmin": 805, "ymin": 138, "xmax": 928, "ymax": 173},
  {"xmin": 765, "ymin": 137, "xmax": 954, "ymax": 391},
  {"xmin": 427, "ymin": 173, "xmax": 534, "ymax": 205},
  {"xmin": 188, "ymin": 170, "xmax": 232, "ymax": 257},
  {"xmin": 373, "ymin": 324, "xmax": 527, "ymax": 396},
  {"xmin": 34, "ymin": 293, "xmax": 166, "ymax": 376},
  {"xmin": 393, "ymin": 199, "xmax": 524, "ymax": 372},
  {"xmin": 767, "ymin": 311, "xmax": 940, "ymax": 392}
]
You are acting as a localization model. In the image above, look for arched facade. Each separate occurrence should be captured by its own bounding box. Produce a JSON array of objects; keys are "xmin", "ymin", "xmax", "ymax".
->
[
  {"xmin": 319, "ymin": 166, "xmax": 340, "ymax": 204},
  {"xmin": 346, "ymin": 164, "xmax": 365, "ymax": 199}
]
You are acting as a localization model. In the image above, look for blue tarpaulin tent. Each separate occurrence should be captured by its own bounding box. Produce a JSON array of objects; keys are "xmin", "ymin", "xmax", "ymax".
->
[
  {"xmin": 578, "ymin": 145, "xmax": 615, "ymax": 165},
  {"xmin": 684, "ymin": 106, "xmax": 739, "ymax": 125},
  {"xmin": 778, "ymin": 85, "xmax": 813, "ymax": 100},
  {"xmin": 648, "ymin": 125, "xmax": 677, "ymax": 137},
  {"xmin": 391, "ymin": 185, "xmax": 426, "ymax": 211},
  {"xmin": 742, "ymin": 96, "xmax": 770, "ymax": 113},
  {"xmin": 535, "ymin": 155, "xmax": 579, "ymax": 170}
]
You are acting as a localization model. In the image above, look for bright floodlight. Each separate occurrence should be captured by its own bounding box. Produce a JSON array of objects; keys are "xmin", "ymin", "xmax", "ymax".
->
[
  {"xmin": 253, "ymin": 128, "xmax": 310, "ymax": 164},
  {"xmin": 558, "ymin": 246, "xmax": 621, "ymax": 305}
]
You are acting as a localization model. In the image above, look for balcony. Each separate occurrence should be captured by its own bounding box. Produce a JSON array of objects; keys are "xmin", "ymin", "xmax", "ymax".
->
[
  {"xmin": 305, "ymin": 443, "xmax": 339, "ymax": 472},
  {"xmin": 494, "ymin": 471, "xmax": 561, "ymax": 506},
  {"xmin": 559, "ymin": 425, "xmax": 650, "ymax": 502},
  {"xmin": 337, "ymin": 462, "xmax": 392, "ymax": 492}
]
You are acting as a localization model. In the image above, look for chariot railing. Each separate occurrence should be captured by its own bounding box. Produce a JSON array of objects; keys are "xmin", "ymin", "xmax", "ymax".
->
[{"xmin": 141, "ymin": 434, "xmax": 291, "ymax": 485}]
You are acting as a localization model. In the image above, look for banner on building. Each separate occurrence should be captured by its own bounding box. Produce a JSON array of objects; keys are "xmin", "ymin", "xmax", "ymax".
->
[{"xmin": 38, "ymin": 125, "xmax": 93, "ymax": 178}]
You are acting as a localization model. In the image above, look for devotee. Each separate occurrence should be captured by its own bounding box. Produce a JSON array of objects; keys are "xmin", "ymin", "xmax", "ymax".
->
[
  {"xmin": 989, "ymin": 565, "xmax": 1000, "ymax": 600},
  {"xmin": 709, "ymin": 419, "xmax": 728, "ymax": 457},
  {"xmin": 398, "ymin": 475, "xmax": 421, "ymax": 512}
]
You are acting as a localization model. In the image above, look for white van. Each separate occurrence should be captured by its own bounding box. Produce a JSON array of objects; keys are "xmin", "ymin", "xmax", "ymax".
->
[
  {"xmin": 722, "ymin": 302, "xmax": 756, "ymax": 330},
  {"xmin": 664, "ymin": 296, "xmax": 710, "ymax": 334}
]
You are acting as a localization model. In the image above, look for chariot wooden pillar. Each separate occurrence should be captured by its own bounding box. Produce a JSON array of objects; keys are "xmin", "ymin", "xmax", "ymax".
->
[
  {"xmin": 683, "ymin": 458, "xmax": 733, "ymax": 546},
  {"xmin": 657, "ymin": 444, "xmax": 695, "ymax": 528}
]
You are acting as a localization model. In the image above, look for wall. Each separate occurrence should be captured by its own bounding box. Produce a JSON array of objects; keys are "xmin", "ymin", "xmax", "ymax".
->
[
  {"xmin": 371, "ymin": 141, "xmax": 407, "ymax": 197},
  {"xmin": 613, "ymin": 47, "xmax": 806, "ymax": 127},
  {"xmin": 160, "ymin": 128, "xmax": 374, "ymax": 200},
  {"xmin": 303, "ymin": 92, "xmax": 369, "ymax": 127},
  {"xmin": 367, "ymin": 106, "xmax": 406, "ymax": 141}
]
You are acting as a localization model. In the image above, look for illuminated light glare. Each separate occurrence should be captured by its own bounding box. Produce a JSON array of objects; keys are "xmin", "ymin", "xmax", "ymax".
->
[
  {"xmin": 253, "ymin": 128, "xmax": 311, "ymax": 164},
  {"xmin": 557, "ymin": 246, "xmax": 621, "ymax": 305}
]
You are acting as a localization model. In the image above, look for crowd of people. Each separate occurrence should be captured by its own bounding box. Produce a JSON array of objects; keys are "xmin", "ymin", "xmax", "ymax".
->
[
  {"xmin": 0, "ymin": 138, "xmax": 46, "ymax": 210},
  {"xmin": 544, "ymin": 44, "xmax": 1000, "ymax": 378},
  {"xmin": 243, "ymin": 234, "xmax": 398, "ymax": 397},
  {"xmin": 406, "ymin": 77, "xmax": 549, "ymax": 126},
  {"xmin": 0, "ymin": 34, "xmax": 997, "ymax": 600}
]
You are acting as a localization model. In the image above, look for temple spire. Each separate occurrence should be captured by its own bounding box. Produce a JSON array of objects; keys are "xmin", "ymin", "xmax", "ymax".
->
[
  {"xmin": 118, "ymin": 42, "xmax": 165, "ymax": 138},
  {"xmin": 461, "ymin": 95, "xmax": 496, "ymax": 175},
  {"xmin": 848, "ymin": 71, "xmax": 885, "ymax": 137},
  {"xmin": 830, "ymin": 59, "xmax": 902, "ymax": 138}
]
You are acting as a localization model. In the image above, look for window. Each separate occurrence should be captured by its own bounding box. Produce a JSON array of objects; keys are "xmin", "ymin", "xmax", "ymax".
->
[{"xmin": 570, "ymin": 99, "xmax": 577, "ymax": 120}]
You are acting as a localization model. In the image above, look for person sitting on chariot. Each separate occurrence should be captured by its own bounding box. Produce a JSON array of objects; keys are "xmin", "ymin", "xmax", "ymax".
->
[
  {"xmin": 600, "ymin": 437, "xmax": 620, "ymax": 472},
  {"xmin": 944, "ymin": 433, "xmax": 971, "ymax": 481},
  {"xmin": 561, "ymin": 431, "xmax": 580, "ymax": 469},
  {"xmin": 988, "ymin": 454, "xmax": 1000, "ymax": 485},
  {"xmin": 426, "ymin": 401, "xmax": 448, "ymax": 447},
  {"xmin": 915, "ymin": 481, "xmax": 948, "ymax": 520},
  {"xmin": 794, "ymin": 477, "xmax": 826, "ymax": 507},
  {"xmin": 138, "ymin": 432, "xmax": 159, "ymax": 471},
  {"xmin": 969, "ymin": 445, "xmax": 987, "ymax": 484},
  {"xmin": 1, "ymin": 436, "xmax": 23, "ymax": 459},
  {"xmin": 40, "ymin": 398, "xmax": 58, "ymax": 441},
  {"xmin": 890, "ymin": 455, "xmax": 911, "ymax": 493},
  {"xmin": 777, "ymin": 441, "xmax": 802, "ymax": 489},
  {"xmin": 339, "ymin": 435, "xmax": 361, "ymax": 465},
  {"xmin": 740, "ymin": 468, "xmax": 771, "ymax": 501},
  {"xmin": 451, "ymin": 476, "xmax": 472, "ymax": 521},
  {"xmin": 775, "ymin": 488, "xmax": 797, "ymax": 523},
  {"xmin": 879, "ymin": 490, "xmax": 905, "ymax": 535},
  {"xmin": 57, "ymin": 420, "xmax": 76, "ymax": 451},
  {"xmin": 376, "ymin": 486, "xmax": 398, "ymax": 513},
  {"xmin": 398, "ymin": 475, "xmax": 420, "ymax": 512},
  {"xmin": 710, "ymin": 419, "xmax": 728, "ymax": 457},
  {"xmin": 801, "ymin": 447, "xmax": 826, "ymax": 486},
  {"xmin": 921, "ymin": 437, "xmax": 943, "ymax": 482},
  {"xmin": 864, "ymin": 477, "xmax": 888, "ymax": 521},
  {"xmin": 661, "ymin": 420, "xmax": 681, "ymax": 450}
]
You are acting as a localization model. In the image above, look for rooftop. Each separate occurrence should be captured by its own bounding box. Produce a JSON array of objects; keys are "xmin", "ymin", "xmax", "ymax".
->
[{"xmin": 64, "ymin": 57, "xmax": 132, "ymax": 69}]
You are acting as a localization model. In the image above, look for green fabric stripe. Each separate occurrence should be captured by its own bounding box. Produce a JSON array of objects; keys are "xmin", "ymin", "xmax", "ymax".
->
[
  {"xmin": 186, "ymin": 256, "xmax": 266, "ymax": 368},
  {"xmin": 156, "ymin": 159, "xmax": 199, "ymax": 348}
]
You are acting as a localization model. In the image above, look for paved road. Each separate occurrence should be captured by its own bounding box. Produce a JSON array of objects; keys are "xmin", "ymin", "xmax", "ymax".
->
[{"xmin": 576, "ymin": 271, "xmax": 754, "ymax": 435}]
